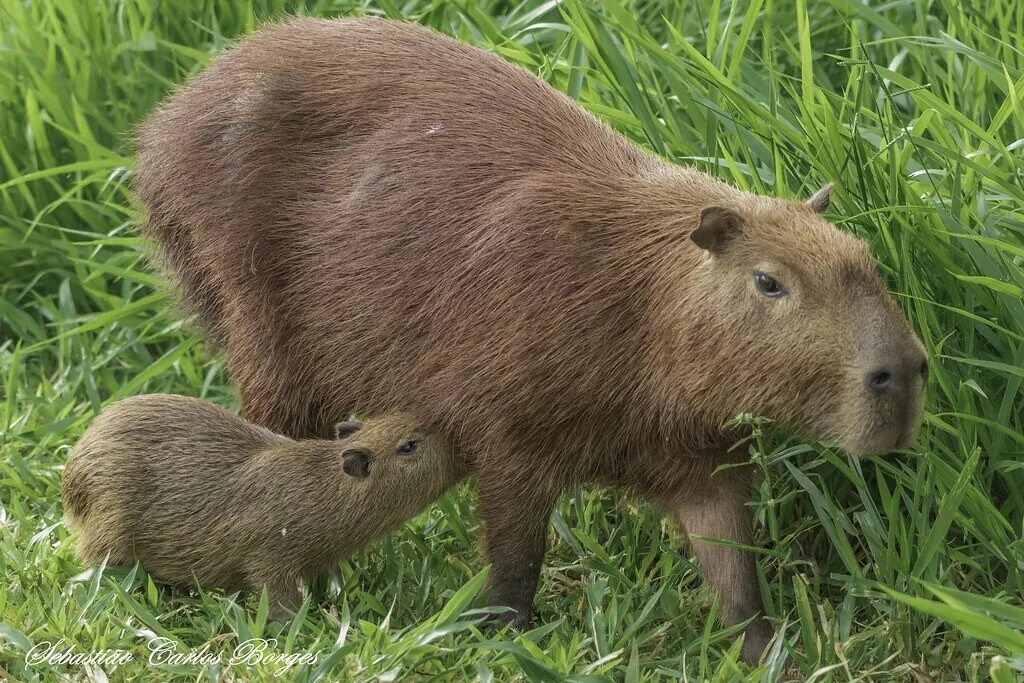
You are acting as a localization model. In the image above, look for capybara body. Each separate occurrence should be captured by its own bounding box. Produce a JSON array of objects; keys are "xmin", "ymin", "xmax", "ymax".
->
[
  {"xmin": 136, "ymin": 18, "xmax": 927, "ymax": 661},
  {"xmin": 62, "ymin": 394, "xmax": 462, "ymax": 620}
]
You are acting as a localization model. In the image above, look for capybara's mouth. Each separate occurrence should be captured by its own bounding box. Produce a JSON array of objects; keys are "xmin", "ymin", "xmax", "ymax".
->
[
  {"xmin": 854, "ymin": 420, "xmax": 919, "ymax": 457},
  {"xmin": 837, "ymin": 421, "xmax": 910, "ymax": 458},
  {"xmin": 893, "ymin": 423, "xmax": 921, "ymax": 451}
]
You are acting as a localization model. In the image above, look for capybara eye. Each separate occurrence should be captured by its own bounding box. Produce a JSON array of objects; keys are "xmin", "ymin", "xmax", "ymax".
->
[
  {"xmin": 754, "ymin": 272, "xmax": 786, "ymax": 298},
  {"xmin": 396, "ymin": 440, "xmax": 419, "ymax": 456}
]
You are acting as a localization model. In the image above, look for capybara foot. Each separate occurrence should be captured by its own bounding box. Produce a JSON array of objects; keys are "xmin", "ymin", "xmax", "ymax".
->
[
  {"xmin": 740, "ymin": 617, "xmax": 774, "ymax": 665},
  {"xmin": 484, "ymin": 604, "xmax": 532, "ymax": 630}
]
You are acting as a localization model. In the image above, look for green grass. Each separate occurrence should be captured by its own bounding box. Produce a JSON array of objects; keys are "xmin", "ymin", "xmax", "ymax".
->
[{"xmin": 1, "ymin": 0, "xmax": 1023, "ymax": 680}]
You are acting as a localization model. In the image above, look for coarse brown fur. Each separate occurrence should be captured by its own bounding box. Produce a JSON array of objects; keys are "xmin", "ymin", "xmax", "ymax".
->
[
  {"xmin": 135, "ymin": 17, "xmax": 927, "ymax": 662},
  {"xmin": 62, "ymin": 394, "xmax": 464, "ymax": 620}
]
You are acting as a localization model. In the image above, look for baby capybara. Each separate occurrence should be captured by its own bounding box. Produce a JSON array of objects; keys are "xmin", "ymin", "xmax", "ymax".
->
[
  {"xmin": 62, "ymin": 394, "xmax": 463, "ymax": 620},
  {"xmin": 136, "ymin": 18, "xmax": 928, "ymax": 661}
]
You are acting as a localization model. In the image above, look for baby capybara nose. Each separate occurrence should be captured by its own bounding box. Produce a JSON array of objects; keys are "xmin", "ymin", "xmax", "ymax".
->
[{"xmin": 865, "ymin": 352, "xmax": 928, "ymax": 394}]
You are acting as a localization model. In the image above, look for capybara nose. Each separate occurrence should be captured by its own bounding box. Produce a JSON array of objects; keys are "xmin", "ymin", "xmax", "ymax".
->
[{"xmin": 865, "ymin": 352, "xmax": 928, "ymax": 395}]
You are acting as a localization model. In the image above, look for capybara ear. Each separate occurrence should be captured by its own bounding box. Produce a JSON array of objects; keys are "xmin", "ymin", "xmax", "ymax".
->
[
  {"xmin": 334, "ymin": 419, "xmax": 363, "ymax": 440},
  {"xmin": 691, "ymin": 206, "xmax": 744, "ymax": 253},
  {"xmin": 342, "ymin": 447, "xmax": 372, "ymax": 479},
  {"xmin": 805, "ymin": 183, "xmax": 832, "ymax": 213}
]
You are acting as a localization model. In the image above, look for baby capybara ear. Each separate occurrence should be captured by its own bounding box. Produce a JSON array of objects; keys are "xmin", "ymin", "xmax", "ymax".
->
[
  {"xmin": 334, "ymin": 419, "xmax": 363, "ymax": 440},
  {"xmin": 341, "ymin": 447, "xmax": 372, "ymax": 479}
]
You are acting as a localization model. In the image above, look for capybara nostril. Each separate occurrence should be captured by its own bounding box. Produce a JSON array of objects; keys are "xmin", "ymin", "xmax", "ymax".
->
[
  {"xmin": 920, "ymin": 357, "xmax": 929, "ymax": 380},
  {"xmin": 867, "ymin": 368, "xmax": 894, "ymax": 393}
]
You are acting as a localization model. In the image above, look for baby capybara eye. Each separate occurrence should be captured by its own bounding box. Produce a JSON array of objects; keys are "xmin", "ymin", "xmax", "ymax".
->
[{"xmin": 396, "ymin": 440, "xmax": 419, "ymax": 456}]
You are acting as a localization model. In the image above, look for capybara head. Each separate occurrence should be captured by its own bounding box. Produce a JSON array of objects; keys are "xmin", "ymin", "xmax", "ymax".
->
[
  {"xmin": 333, "ymin": 414, "xmax": 448, "ymax": 479},
  {"xmin": 672, "ymin": 185, "xmax": 927, "ymax": 456}
]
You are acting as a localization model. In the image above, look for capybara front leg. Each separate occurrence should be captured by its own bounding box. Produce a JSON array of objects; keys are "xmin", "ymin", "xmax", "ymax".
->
[
  {"xmin": 670, "ymin": 468, "xmax": 772, "ymax": 665},
  {"xmin": 258, "ymin": 575, "xmax": 303, "ymax": 624},
  {"xmin": 477, "ymin": 474, "xmax": 558, "ymax": 628},
  {"xmin": 235, "ymin": 368, "xmax": 320, "ymax": 438}
]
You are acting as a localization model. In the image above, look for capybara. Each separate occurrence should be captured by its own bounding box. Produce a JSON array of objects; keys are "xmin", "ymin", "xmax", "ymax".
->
[
  {"xmin": 62, "ymin": 394, "xmax": 463, "ymax": 620},
  {"xmin": 135, "ymin": 17, "xmax": 928, "ymax": 661}
]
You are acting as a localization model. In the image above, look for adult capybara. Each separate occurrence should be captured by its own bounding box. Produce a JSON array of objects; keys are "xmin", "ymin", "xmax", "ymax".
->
[
  {"xmin": 135, "ymin": 17, "xmax": 928, "ymax": 661},
  {"xmin": 62, "ymin": 394, "xmax": 463, "ymax": 620}
]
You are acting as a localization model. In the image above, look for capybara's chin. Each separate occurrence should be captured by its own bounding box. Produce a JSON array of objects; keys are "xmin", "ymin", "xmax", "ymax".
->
[{"xmin": 838, "ymin": 412, "xmax": 925, "ymax": 458}]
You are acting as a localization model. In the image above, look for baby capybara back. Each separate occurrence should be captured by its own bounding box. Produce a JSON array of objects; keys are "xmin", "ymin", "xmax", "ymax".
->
[{"xmin": 63, "ymin": 394, "xmax": 463, "ymax": 619}]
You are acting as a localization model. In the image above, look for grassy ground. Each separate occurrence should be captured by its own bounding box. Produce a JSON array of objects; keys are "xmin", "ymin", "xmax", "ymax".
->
[{"xmin": 1, "ymin": 0, "xmax": 1023, "ymax": 680}]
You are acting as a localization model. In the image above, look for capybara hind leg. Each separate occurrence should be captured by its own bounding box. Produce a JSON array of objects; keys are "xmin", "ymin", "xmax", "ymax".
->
[
  {"xmin": 477, "ymin": 474, "xmax": 558, "ymax": 628},
  {"xmin": 76, "ymin": 531, "xmax": 134, "ymax": 568},
  {"xmin": 668, "ymin": 468, "xmax": 772, "ymax": 665}
]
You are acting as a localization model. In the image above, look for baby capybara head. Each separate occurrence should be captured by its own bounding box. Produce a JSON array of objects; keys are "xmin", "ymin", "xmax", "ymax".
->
[
  {"xmin": 673, "ymin": 186, "xmax": 927, "ymax": 456},
  {"xmin": 333, "ymin": 414, "xmax": 449, "ymax": 480}
]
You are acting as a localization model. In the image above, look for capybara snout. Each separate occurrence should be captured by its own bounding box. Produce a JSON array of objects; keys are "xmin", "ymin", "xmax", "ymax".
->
[{"xmin": 849, "ymin": 297, "xmax": 928, "ymax": 454}]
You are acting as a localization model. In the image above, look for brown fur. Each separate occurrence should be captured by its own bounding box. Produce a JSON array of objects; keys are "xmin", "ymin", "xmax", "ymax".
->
[
  {"xmin": 62, "ymin": 394, "xmax": 463, "ymax": 620},
  {"xmin": 135, "ymin": 17, "xmax": 927, "ymax": 662}
]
